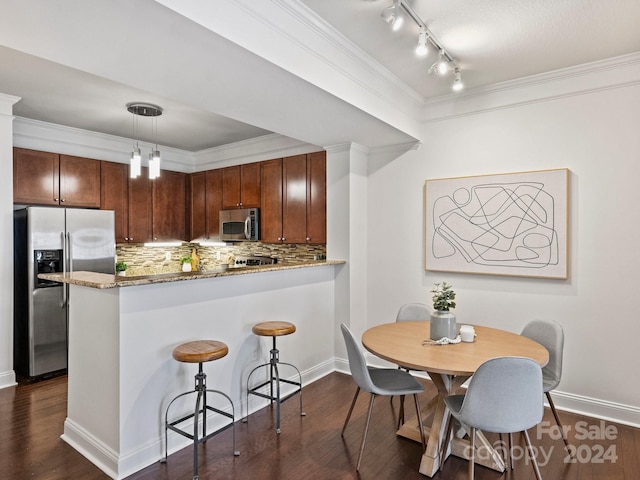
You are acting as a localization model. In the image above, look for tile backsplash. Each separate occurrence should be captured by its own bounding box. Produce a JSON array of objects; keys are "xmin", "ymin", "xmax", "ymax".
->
[{"xmin": 115, "ymin": 242, "xmax": 327, "ymax": 276}]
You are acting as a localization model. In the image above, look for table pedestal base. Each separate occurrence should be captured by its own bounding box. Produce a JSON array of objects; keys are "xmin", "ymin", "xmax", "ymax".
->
[{"xmin": 396, "ymin": 374, "xmax": 506, "ymax": 477}]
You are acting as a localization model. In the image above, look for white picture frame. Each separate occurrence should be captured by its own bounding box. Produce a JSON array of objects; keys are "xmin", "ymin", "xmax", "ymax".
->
[{"xmin": 425, "ymin": 168, "xmax": 569, "ymax": 279}]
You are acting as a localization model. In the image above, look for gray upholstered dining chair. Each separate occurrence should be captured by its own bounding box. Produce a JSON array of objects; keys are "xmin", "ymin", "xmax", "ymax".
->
[
  {"xmin": 396, "ymin": 303, "xmax": 432, "ymax": 322},
  {"xmin": 443, "ymin": 356, "xmax": 544, "ymax": 480},
  {"xmin": 521, "ymin": 319, "xmax": 569, "ymax": 451},
  {"xmin": 340, "ymin": 323, "xmax": 426, "ymax": 471},
  {"xmin": 393, "ymin": 303, "xmax": 432, "ymax": 425}
]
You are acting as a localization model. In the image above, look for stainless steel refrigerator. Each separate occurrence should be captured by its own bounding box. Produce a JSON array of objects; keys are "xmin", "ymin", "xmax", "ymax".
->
[{"xmin": 13, "ymin": 207, "xmax": 115, "ymax": 379}]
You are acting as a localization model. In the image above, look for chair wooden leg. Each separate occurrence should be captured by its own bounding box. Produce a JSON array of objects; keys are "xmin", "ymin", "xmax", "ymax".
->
[
  {"xmin": 523, "ymin": 429, "xmax": 543, "ymax": 480},
  {"xmin": 412, "ymin": 394, "xmax": 426, "ymax": 451},
  {"xmin": 469, "ymin": 426, "xmax": 476, "ymax": 480},
  {"xmin": 439, "ymin": 412, "xmax": 453, "ymax": 471},
  {"xmin": 356, "ymin": 394, "xmax": 376, "ymax": 471},
  {"xmin": 341, "ymin": 386, "xmax": 360, "ymax": 436},
  {"xmin": 547, "ymin": 391, "xmax": 571, "ymax": 454},
  {"xmin": 508, "ymin": 432, "xmax": 514, "ymax": 470}
]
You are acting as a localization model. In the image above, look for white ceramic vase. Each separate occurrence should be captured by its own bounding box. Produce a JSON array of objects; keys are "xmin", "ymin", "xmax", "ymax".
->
[
  {"xmin": 430, "ymin": 310, "xmax": 457, "ymax": 340},
  {"xmin": 182, "ymin": 263, "xmax": 191, "ymax": 272}
]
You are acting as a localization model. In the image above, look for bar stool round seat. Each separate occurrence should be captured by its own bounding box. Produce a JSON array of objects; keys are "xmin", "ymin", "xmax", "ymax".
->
[
  {"xmin": 162, "ymin": 339, "xmax": 239, "ymax": 480},
  {"xmin": 245, "ymin": 321, "xmax": 304, "ymax": 433},
  {"xmin": 173, "ymin": 340, "xmax": 229, "ymax": 363},
  {"xmin": 252, "ymin": 321, "xmax": 296, "ymax": 337}
]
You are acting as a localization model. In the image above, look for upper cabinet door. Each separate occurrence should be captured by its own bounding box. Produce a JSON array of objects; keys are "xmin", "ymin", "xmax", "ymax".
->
[
  {"xmin": 59, "ymin": 154, "xmax": 101, "ymax": 207},
  {"xmin": 282, "ymin": 154, "xmax": 308, "ymax": 243},
  {"xmin": 222, "ymin": 165, "xmax": 241, "ymax": 208},
  {"xmin": 222, "ymin": 163, "xmax": 261, "ymax": 208},
  {"xmin": 128, "ymin": 167, "xmax": 153, "ymax": 244},
  {"xmin": 239, "ymin": 162, "xmax": 261, "ymax": 208},
  {"xmin": 306, "ymin": 151, "xmax": 326, "ymax": 244},
  {"xmin": 13, "ymin": 148, "xmax": 60, "ymax": 206},
  {"xmin": 189, "ymin": 172, "xmax": 206, "ymax": 242},
  {"xmin": 260, "ymin": 158, "xmax": 283, "ymax": 243},
  {"xmin": 152, "ymin": 170, "xmax": 187, "ymax": 241},
  {"xmin": 205, "ymin": 169, "xmax": 223, "ymax": 239},
  {"xmin": 101, "ymin": 161, "xmax": 129, "ymax": 243}
]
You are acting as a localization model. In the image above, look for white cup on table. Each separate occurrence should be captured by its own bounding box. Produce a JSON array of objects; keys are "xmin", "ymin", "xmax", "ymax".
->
[{"xmin": 460, "ymin": 325, "xmax": 476, "ymax": 343}]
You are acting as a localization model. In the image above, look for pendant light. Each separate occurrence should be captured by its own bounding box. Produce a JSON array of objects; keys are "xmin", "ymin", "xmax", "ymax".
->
[{"xmin": 126, "ymin": 102, "xmax": 163, "ymax": 179}]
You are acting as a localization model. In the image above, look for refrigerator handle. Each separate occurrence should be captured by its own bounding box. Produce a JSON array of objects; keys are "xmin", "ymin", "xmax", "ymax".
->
[
  {"xmin": 62, "ymin": 231, "xmax": 68, "ymax": 308},
  {"xmin": 68, "ymin": 232, "xmax": 74, "ymax": 273}
]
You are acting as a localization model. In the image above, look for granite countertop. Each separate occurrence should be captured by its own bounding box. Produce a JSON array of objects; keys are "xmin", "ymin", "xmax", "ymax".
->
[{"xmin": 38, "ymin": 260, "xmax": 345, "ymax": 289}]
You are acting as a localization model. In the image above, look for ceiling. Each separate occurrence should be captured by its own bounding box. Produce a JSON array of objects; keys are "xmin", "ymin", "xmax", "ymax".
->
[{"xmin": 1, "ymin": 0, "xmax": 639, "ymax": 153}]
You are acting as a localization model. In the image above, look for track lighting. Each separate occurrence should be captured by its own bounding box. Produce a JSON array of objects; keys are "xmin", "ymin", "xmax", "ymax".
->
[{"xmin": 378, "ymin": 0, "xmax": 463, "ymax": 92}]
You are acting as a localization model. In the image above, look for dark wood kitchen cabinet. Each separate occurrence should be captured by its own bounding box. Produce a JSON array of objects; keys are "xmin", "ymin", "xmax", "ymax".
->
[
  {"xmin": 127, "ymin": 167, "xmax": 153, "ymax": 243},
  {"xmin": 13, "ymin": 147, "xmax": 101, "ymax": 207},
  {"xmin": 221, "ymin": 162, "xmax": 260, "ymax": 209},
  {"xmin": 305, "ymin": 150, "xmax": 326, "ymax": 244},
  {"xmin": 189, "ymin": 169, "xmax": 223, "ymax": 241},
  {"xmin": 260, "ymin": 158, "xmax": 284, "ymax": 243},
  {"xmin": 260, "ymin": 151, "xmax": 326, "ymax": 244},
  {"xmin": 100, "ymin": 161, "xmax": 129, "ymax": 243},
  {"xmin": 282, "ymin": 154, "xmax": 309, "ymax": 243},
  {"xmin": 152, "ymin": 170, "xmax": 187, "ymax": 241}
]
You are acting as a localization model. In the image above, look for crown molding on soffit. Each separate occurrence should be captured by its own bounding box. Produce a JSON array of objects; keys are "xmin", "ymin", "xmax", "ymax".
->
[
  {"xmin": 422, "ymin": 51, "xmax": 640, "ymax": 123},
  {"xmin": 12, "ymin": 117, "xmax": 321, "ymax": 173}
]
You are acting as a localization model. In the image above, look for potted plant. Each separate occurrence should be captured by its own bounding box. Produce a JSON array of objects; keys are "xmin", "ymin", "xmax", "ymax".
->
[
  {"xmin": 430, "ymin": 281, "xmax": 457, "ymax": 340},
  {"xmin": 115, "ymin": 261, "xmax": 128, "ymax": 277},
  {"xmin": 180, "ymin": 255, "xmax": 193, "ymax": 272}
]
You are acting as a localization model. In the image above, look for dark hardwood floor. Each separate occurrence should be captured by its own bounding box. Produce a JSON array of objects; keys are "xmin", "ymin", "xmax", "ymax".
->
[{"xmin": 1, "ymin": 372, "xmax": 638, "ymax": 479}]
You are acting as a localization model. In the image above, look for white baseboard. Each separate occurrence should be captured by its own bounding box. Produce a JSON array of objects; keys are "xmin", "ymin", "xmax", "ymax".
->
[
  {"xmin": 0, "ymin": 369, "xmax": 16, "ymax": 390},
  {"xmin": 62, "ymin": 418, "xmax": 119, "ymax": 479}
]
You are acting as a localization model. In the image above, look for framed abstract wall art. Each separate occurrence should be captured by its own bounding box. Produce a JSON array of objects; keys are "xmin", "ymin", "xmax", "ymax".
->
[{"xmin": 424, "ymin": 168, "xmax": 569, "ymax": 279}]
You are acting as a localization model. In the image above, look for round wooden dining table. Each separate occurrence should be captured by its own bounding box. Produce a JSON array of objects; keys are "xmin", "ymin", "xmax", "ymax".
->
[{"xmin": 362, "ymin": 321, "xmax": 549, "ymax": 477}]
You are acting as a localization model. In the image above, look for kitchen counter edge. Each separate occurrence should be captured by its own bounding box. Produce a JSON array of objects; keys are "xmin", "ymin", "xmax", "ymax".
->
[{"xmin": 38, "ymin": 260, "xmax": 346, "ymax": 289}]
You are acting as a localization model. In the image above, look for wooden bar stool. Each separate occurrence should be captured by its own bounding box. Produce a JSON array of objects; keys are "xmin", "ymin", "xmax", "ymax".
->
[
  {"xmin": 245, "ymin": 321, "xmax": 305, "ymax": 433},
  {"xmin": 162, "ymin": 340, "xmax": 239, "ymax": 480}
]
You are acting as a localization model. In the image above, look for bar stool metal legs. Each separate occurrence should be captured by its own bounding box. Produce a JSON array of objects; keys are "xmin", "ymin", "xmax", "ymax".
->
[
  {"xmin": 245, "ymin": 335, "xmax": 305, "ymax": 433},
  {"xmin": 161, "ymin": 340, "xmax": 239, "ymax": 480}
]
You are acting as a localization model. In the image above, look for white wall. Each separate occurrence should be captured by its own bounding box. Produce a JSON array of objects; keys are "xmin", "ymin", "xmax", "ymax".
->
[
  {"xmin": 0, "ymin": 94, "xmax": 19, "ymax": 389},
  {"xmin": 367, "ymin": 63, "xmax": 640, "ymax": 425}
]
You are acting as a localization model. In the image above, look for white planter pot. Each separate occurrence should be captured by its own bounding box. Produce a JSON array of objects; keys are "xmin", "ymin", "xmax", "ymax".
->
[{"xmin": 182, "ymin": 263, "xmax": 191, "ymax": 272}]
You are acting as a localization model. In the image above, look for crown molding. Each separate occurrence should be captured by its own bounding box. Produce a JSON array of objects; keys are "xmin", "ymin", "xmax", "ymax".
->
[
  {"xmin": 12, "ymin": 117, "xmax": 198, "ymax": 172},
  {"xmin": 0, "ymin": 93, "xmax": 20, "ymax": 116},
  {"xmin": 422, "ymin": 52, "xmax": 640, "ymax": 122},
  {"xmin": 192, "ymin": 133, "xmax": 322, "ymax": 171},
  {"xmin": 12, "ymin": 116, "xmax": 323, "ymax": 173}
]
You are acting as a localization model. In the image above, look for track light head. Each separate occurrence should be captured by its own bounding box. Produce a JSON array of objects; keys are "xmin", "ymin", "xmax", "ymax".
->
[
  {"xmin": 437, "ymin": 50, "xmax": 450, "ymax": 75},
  {"xmin": 381, "ymin": 0, "xmax": 403, "ymax": 31},
  {"xmin": 415, "ymin": 28, "xmax": 428, "ymax": 56},
  {"xmin": 452, "ymin": 68, "xmax": 464, "ymax": 92}
]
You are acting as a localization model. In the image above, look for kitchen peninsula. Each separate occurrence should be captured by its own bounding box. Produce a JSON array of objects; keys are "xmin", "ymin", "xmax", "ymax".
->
[{"xmin": 39, "ymin": 260, "xmax": 344, "ymax": 479}]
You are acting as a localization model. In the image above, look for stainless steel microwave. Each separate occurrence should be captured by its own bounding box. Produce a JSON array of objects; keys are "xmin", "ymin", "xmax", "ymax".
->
[{"xmin": 219, "ymin": 208, "xmax": 260, "ymax": 241}]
